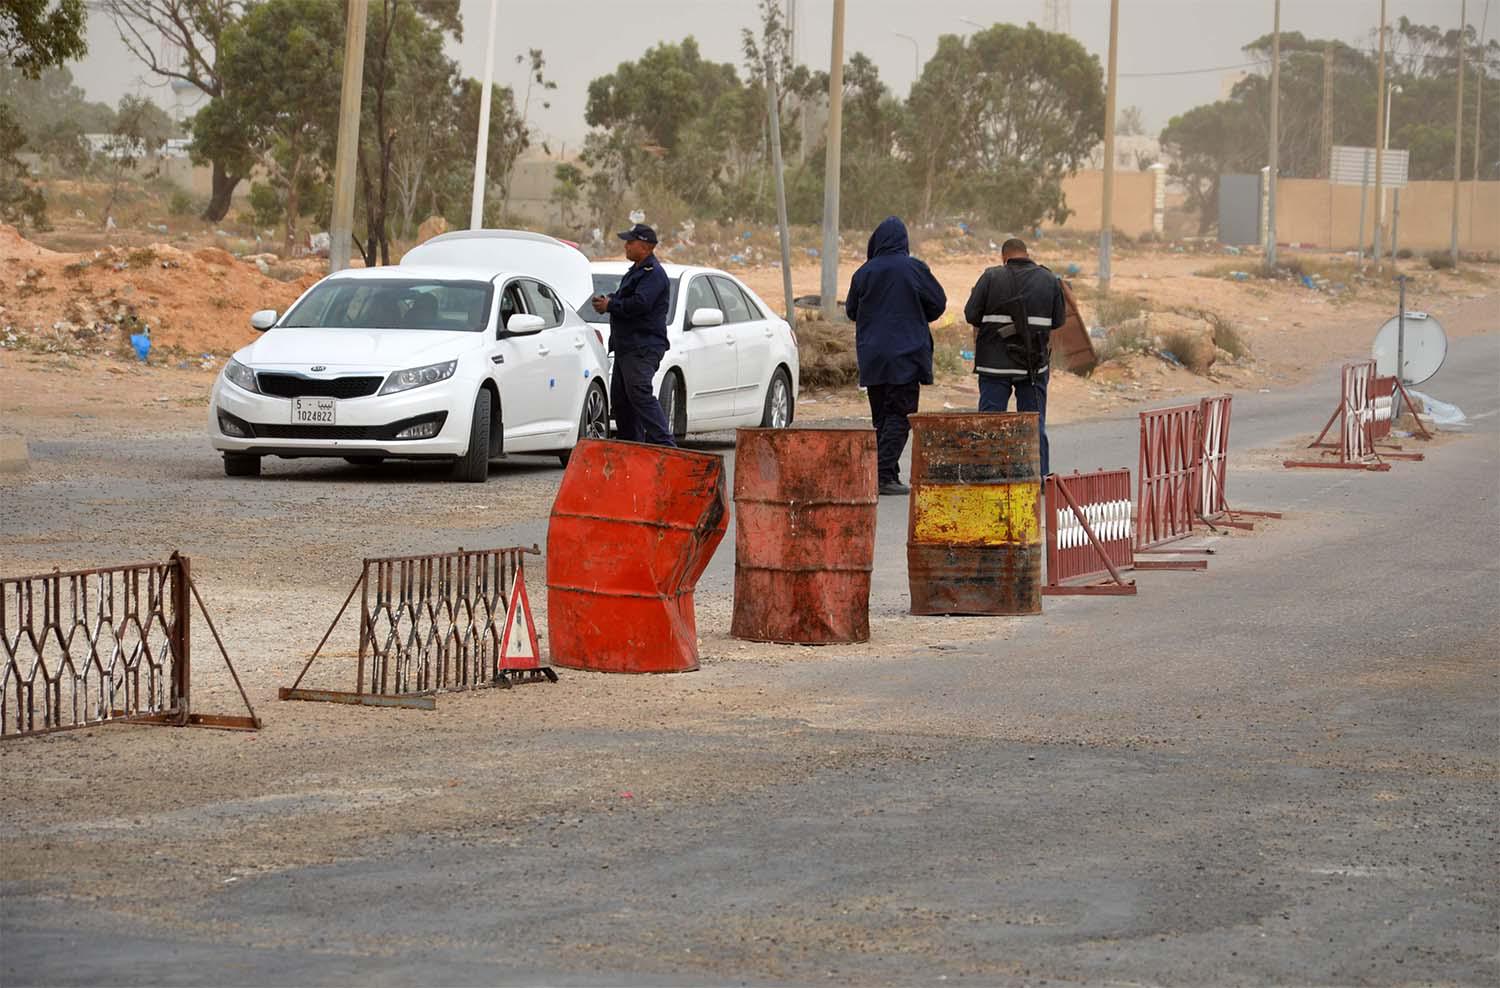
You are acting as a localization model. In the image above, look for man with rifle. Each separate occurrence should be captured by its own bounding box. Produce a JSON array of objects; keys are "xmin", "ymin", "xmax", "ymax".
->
[{"xmin": 962, "ymin": 238, "xmax": 1067, "ymax": 476}]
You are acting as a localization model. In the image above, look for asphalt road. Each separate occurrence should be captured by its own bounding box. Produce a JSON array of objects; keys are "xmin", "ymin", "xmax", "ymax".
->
[{"xmin": 4, "ymin": 335, "xmax": 1497, "ymax": 986}]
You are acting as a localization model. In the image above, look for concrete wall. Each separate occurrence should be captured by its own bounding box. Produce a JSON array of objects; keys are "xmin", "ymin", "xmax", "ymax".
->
[
  {"xmin": 1275, "ymin": 178, "xmax": 1499, "ymax": 252},
  {"xmin": 1048, "ymin": 169, "xmax": 1158, "ymax": 237}
]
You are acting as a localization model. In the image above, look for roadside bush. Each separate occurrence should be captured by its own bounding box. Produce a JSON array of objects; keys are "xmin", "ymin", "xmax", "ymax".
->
[
  {"xmin": 168, "ymin": 189, "xmax": 197, "ymax": 217},
  {"xmin": 1427, "ymin": 250, "xmax": 1455, "ymax": 270}
]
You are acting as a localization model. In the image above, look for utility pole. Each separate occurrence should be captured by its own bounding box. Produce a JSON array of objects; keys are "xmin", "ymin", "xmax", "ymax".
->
[
  {"xmin": 1474, "ymin": 1, "xmax": 1489, "ymax": 240},
  {"xmin": 1451, "ymin": 0, "xmax": 1467, "ymax": 267},
  {"xmin": 329, "ymin": 0, "xmax": 368, "ymax": 272},
  {"xmin": 1320, "ymin": 46, "xmax": 1334, "ymax": 178},
  {"xmin": 1098, "ymin": 0, "xmax": 1119, "ymax": 292},
  {"xmin": 469, "ymin": 0, "xmax": 500, "ymax": 229},
  {"xmin": 1372, "ymin": 0, "xmax": 1387, "ymax": 267},
  {"xmin": 1267, "ymin": 0, "xmax": 1281, "ymax": 269},
  {"xmin": 766, "ymin": 56, "xmax": 795, "ymax": 325},
  {"xmin": 820, "ymin": 0, "xmax": 846, "ymax": 321}
]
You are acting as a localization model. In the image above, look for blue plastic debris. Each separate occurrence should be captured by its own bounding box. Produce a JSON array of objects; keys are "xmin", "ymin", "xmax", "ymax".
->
[
  {"xmin": 959, "ymin": 349, "xmax": 974, "ymax": 361},
  {"xmin": 742, "ymin": 231, "xmax": 753, "ymax": 239},
  {"xmin": 1230, "ymin": 270, "xmax": 1249, "ymax": 281},
  {"xmin": 1065, "ymin": 262, "xmax": 1081, "ymax": 276},
  {"xmin": 129, "ymin": 332, "xmax": 151, "ymax": 362},
  {"xmin": 1160, "ymin": 350, "xmax": 1183, "ymax": 367},
  {"xmin": 728, "ymin": 254, "xmax": 746, "ymax": 264}
]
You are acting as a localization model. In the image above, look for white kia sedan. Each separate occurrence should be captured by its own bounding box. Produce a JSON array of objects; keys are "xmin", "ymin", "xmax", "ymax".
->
[
  {"xmin": 209, "ymin": 231, "xmax": 609, "ymax": 481},
  {"xmin": 586, "ymin": 262, "xmax": 799, "ymax": 438}
]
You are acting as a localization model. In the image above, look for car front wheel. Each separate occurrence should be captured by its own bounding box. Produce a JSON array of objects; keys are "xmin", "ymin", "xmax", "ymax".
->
[
  {"xmin": 559, "ymin": 381, "xmax": 608, "ymax": 467},
  {"xmin": 659, "ymin": 371, "xmax": 686, "ymax": 440},
  {"xmin": 760, "ymin": 367, "xmax": 794, "ymax": 429},
  {"xmin": 449, "ymin": 389, "xmax": 491, "ymax": 483}
]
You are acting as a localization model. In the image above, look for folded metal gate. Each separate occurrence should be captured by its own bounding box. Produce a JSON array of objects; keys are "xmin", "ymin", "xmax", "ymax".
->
[
  {"xmin": 282, "ymin": 545, "xmax": 551, "ymax": 710},
  {"xmin": 1136, "ymin": 403, "xmax": 1202, "ymax": 551},
  {"xmin": 2, "ymin": 553, "xmax": 260, "ymax": 739}
]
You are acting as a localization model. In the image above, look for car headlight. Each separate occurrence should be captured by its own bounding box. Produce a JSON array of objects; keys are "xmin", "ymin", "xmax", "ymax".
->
[
  {"xmin": 379, "ymin": 360, "xmax": 458, "ymax": 396},
  {"xmin": 223, "ymin": 358, "xmax": 259, "ymax": 394}
]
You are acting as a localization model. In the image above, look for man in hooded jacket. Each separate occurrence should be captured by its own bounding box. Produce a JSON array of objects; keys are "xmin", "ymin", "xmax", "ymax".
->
[{"xmin": 845, "ymin": 216, "xmax": 947, "ymax": 495}]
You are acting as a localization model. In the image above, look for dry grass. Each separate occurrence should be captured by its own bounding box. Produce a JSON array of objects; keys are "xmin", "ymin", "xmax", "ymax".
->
[{"xmin": 795, "ymin": 317, "xmax": 859, "ymax": 388}]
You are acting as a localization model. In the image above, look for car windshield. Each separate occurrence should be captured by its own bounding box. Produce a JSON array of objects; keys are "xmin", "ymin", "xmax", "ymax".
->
[
  {"xmin": 281, "ymin": 279, "xmax": 494, "ymax": 332},
  {"xmin": 581, "ymin": 274, "xmax": 680, "ymax": 325}
]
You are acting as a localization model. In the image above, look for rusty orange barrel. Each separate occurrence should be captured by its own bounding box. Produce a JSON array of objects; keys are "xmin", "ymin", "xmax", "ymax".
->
[
  {"xmin": 547, "ymin": 439, "xmax": 728, "ymax": 673},
  {"xmin": 907, "ymin": 413, "xmax": 1042, "ymax": 616},
  {"xmin": 731, "ymin": 428, "xmax": 878, "ymax": 644}
]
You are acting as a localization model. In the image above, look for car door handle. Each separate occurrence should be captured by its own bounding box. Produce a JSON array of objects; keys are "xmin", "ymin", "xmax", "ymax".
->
[
  {"xmin": 572, "ymin": 338, "xmax": 585, "ymax": 349},
  {"xmin": 725, "ymin": 337, "xmax": 736, "ymax": 346},
  {"xmin": 536, "ymin": 345, "xmax": 550, "ymax": 356},
  {"xmin": 763, "ymin": 328, "xmax": 773, "ymax": 338}
]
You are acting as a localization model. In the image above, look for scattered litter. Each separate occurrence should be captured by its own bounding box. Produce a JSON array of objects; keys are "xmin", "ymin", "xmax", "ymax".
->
[
  {"xmin": 129, "ymin": 332, "xmax": 151, "ymax": 362},
  {"xmin": 1159, "ymin": 350, "xmax": 1183, "ymax": 367},
  {"xmin": 1229, "ymin": 270, "xmax": 1249, "ymax": 281},
  {"xmin": 1405, "ymin": 390, "xmax": 1468, "ymax": 428}
]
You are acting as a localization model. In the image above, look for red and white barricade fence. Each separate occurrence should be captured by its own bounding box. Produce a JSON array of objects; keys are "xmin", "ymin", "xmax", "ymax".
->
[
  {"xmin": 1044, "ymin": 469, "xmax": 1136, "ymax": 595},
  {"xmin": 1196, "ymin": 394, "xmax": 1280, "ymax": 529},
  {"xmin": 1136, "ymin": 402, "xmax": 1200, "ymax": 552},
  {"xmin": 1286, "ymin": 360, "xmax": 1427, "ymax": 471}
]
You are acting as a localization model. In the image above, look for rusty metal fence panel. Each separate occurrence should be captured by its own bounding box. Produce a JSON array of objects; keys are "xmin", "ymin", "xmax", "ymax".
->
[
  {"xmin": 1196, "ymin": 394, "xmax": 1233, "ymax": 522},
  {"xmin": 283, "ymin": 545, "xmax": 550, "ymax": 709},
  {"xmin": 1044, "ymin": 469, "xmax": 1136, "ymax": 595},
  {"xmin": 1135, "ymin": 403, "xmax": 1201, "ymax": 550},
  {"xmin": 2, "ymin": 554, "xmax": 260, "ymax": 740}
]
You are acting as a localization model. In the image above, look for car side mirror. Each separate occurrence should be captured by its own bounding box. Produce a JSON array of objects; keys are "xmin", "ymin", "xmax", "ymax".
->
[
  {"xmin": 249, "ymin": 309, "xmax": 278, "ymax": 332},
  {"xmin": 502, "ymin": 313, "xmax": 547, "ymax": 336},
  {"xmin": 689, "ymin": 307, "xmax": 724, "ymax": 328}
]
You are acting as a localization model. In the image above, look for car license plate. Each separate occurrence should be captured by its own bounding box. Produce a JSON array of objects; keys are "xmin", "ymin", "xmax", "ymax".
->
[{"xmin": 291, "ymin": 397, "xmax": 336, "ymax": 425}]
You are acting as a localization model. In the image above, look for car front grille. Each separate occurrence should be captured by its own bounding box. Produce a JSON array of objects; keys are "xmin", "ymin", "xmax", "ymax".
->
[
  {"xmin": 256, "ymin": 373, "xmax": 384, "ymax": 399},
  {"xmin": 220, "ymin": 411, "xmax": 446, "ymax": 441}
]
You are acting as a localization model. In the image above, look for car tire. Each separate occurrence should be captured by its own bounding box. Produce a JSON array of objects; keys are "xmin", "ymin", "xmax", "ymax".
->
[
  {"xmin": 223, "ymin": 452, "xmax": 261, "ymax": 478},
  {"xmin": 760, "ymin": 367, "xmax": 794, "ymax": 429},
  {"xmin": 659, "ymin": 371, "xmax": 686, "ymax": 441},
  {"xmin": 449, "ymin": 389, "xmax": 491, "ymax": 483},
  {"xmin": 559, "ymin": 381, "xmax": 608, "ymax": 467},
  {"xmin": 344, "ymin": 455, "xmax": 384, "ymax": 466}
]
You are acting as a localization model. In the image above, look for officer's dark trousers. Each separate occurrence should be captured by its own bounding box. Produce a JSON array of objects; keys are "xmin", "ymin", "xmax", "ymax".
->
[
  {"xmin": 978, "ymin": 373, "xmax": 1049, "ymax": 475},
  {"xmin": 866, "ymin": 381, "xmax": 920, "ymax": 484},
  {"xmin": 611, "ymin": 347, "xmax": 676, "ymax": 447}
]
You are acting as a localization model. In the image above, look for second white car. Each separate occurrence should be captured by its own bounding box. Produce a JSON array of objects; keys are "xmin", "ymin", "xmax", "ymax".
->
[{"xmin": 585, "ymin": 262, "xmax": 799, "ymax": 438}]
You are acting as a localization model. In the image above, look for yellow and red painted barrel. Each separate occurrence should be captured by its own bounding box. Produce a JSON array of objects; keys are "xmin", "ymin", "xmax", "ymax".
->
[
  {"xmin": 906, "ymin": 412, "xmax": 1043, "ymax": 616},
  {"xmin": 731, "ymin": 428, "xmax": 879, "ymax": 644},
  {"xmin": 546, "ymin": 439, "xmax": 728, "ymax": 673}
]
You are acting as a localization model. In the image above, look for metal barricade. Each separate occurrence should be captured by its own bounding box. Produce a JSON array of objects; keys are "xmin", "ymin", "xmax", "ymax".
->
[
  {"xmin": 2, "ymin": 553, "xmax": 260, "ymax": 739},
  {"xmin": 1286, "ymin": 360, "xmax": 1393, "ymax": 471},
  {"xmin": 282, "ymin": 545, "xmax": 550, "ymax": 710},
  {"xmin": 1044, "ymin": 470, "xmax": 1136, "ymax": 595},
  {"xmin": 1135, "ymin": 403, "xmax": 1201, "ymax": 550},
  {"xmin": 1196, "ymin": 394, "xmax": 1232, "ymax": 522}
]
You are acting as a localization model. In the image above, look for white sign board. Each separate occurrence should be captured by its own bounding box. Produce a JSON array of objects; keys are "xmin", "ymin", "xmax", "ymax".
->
[{"xmin": 1330, "ymin": 145, "xmax": 1409, "ymax": 189}]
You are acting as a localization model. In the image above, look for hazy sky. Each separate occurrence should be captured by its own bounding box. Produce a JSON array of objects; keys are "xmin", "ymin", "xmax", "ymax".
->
[{"xmin": 72, "ymin": 0, "xmax": 1469, "ymax": 148}]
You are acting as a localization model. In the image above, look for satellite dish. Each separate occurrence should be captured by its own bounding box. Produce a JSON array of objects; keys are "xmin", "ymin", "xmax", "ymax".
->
[{"xmin": 1372, "ymin": 310, "xmax": 1447, "ymax": 386}]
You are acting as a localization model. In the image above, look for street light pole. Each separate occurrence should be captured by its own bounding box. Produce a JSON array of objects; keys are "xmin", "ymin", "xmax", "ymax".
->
[
  {"xmin": 820, "ymin": 0, "xmax": 846, "ymax": 322},
  {"xmin": 1451, "ymin": 0, "xmax": 1467, "ymax": 267},
  {"xmin": 329, "ymin": 0, "xmax": 368, "ymax": 272},
  {"xmin": 1098, "ymin": 0, "xmax": 1119, "ymax": 292},
  {"xmin": 894, "ymin": 32, "xmax": 919, "ymax": 81},
  {"xmin": 1267, "ymin": 0, "xmax": 1281, "ymax": 269},
  {"xmin": 1372, "ymin": 0, "xmax": 1388, "ymax": 267},
  {"xmin": 469, "ymin": 0, "xmax": 500, "ymax": 230}
]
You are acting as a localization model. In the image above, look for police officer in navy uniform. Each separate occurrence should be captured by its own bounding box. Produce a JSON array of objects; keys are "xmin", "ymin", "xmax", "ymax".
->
[{"xmin": 591, "ymin": 224, "xmax": 676, "ymax": 447}]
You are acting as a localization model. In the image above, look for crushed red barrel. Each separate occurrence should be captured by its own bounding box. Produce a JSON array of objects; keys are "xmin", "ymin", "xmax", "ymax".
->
[
  {"xmin": 731, "ymin": 428, "xmax": 878, "ymax": 644},
  {"xmin": 546, "ymin": 439, "xmax": 728, "ymax": 673},
  {"xmin": 907, "ymin": 412, "xmax": 1043, "ymax": 616}
]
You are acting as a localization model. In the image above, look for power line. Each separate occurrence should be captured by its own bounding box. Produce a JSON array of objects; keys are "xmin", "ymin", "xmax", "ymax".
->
[{"xmin": 1120, "ymin": 61, "xmax": 1258, "ymax": 78}]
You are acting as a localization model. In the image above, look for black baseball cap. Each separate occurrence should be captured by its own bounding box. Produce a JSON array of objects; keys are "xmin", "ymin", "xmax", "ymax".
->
[{"xmin": 617, "ymin": 223, "xmax": 658, "ymax": 245}]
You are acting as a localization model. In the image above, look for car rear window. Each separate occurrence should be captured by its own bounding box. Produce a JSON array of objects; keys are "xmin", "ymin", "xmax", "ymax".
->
[
  {"xmin": 582, "ymin": 274, "xmax": 680, "ymax": 325},
  {"xmin": 282, "ymin": 279, "xmax": 494, "ymax": 332}
]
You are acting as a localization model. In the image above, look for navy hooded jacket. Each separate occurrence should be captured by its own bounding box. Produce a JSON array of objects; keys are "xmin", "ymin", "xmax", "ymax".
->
[{"xmin": 844, "ymin": 216, "xmax": 948, "ymax": 387}]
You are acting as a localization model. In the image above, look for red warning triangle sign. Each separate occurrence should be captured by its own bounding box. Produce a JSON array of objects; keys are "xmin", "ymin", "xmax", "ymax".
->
[{"xmin": 498, "ymin": 569, "xmax": 542, "ymax": 671}]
